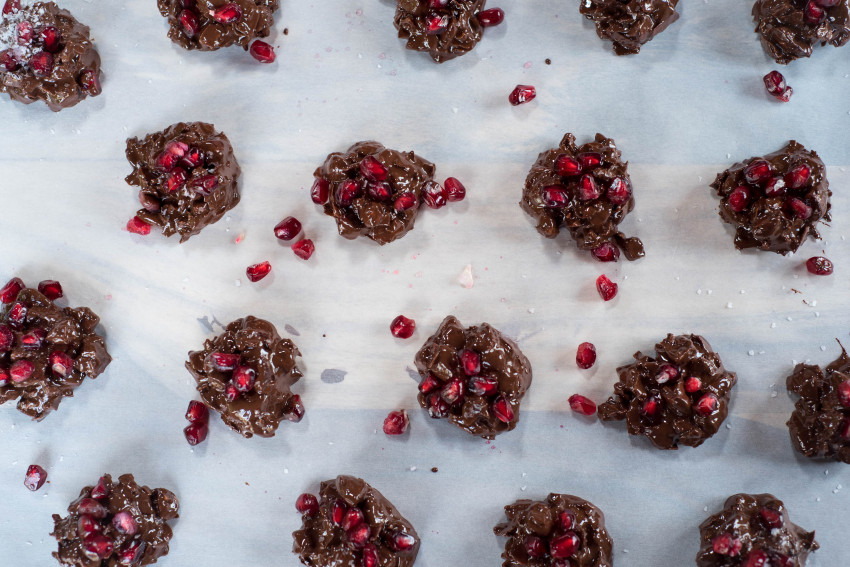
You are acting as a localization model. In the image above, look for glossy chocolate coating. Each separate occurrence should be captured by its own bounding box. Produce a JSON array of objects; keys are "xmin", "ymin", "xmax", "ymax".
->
[
  {"xmin": 580, "ymin": 0, "xmax": 680, "ymax": 55},
  {"xmin": 711, "ymin": 140, "xmax": 830, "ymax": 255},
  {"xmin": 51, "ymin": 473, "xmax": 179, "ymax": 566},
  {"xmin": 394, "ymin": 0, "xmax": 486, "ymax": 63},
  {"xmin": 185, "ymin": 315, "xmax": 303, "ymax": 438},
  {"xmin": 0, "ymin": 285, "xmax": 111, "ymax": 420},
  {"xmin": 314, "ymin": 140, "xmax": 437, "ymax": 245},
  {"xmin": 292, "ymin": 475, "xmax": 420, "ymax": 567},
  {"xmin": 494, "ymin": 494, "xmax": 614, "ymax": 567},
  {"xmin": 598, "ymin": 334, "xmax": 737, "ymax": 450},
  {"xmin": 520, "ymin": 133, "xmax": 645, "ymax": 261},
  {"xmin": 414, "ymin": 315, "xmax": 533, "ymax": 439},
  {"xmin": 786, "ymin": 346, "xmax": 850, "ymax": 464},
  {"xmin": 753, "ymin": 0, "xmax": 850, "ymax": 64},
  {"xmin": 157, "ymin": 0, "xmax": 278, "ymax": 51},
  {"xmin": 0, "ymin": 2, "xmax": 102, "ymax": 111},
  {"xmin": 696, "ymin": 493, "xmax": 818, "ymax": 567},
  {"xmin": 125, "ymin": 121, "xmax": 241, "ymax": 242}
]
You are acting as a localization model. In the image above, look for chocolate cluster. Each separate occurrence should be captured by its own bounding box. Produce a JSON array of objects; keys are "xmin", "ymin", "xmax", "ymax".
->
[
  {"xmin": 753, "ymin": 0, "xmax": 850, "ymax": 64},
  {"xmin": 394, "ymin": 0, "xmax": 486, "ymax": 62},
  {"xmin": 157, "ymin": 0, "xmax": 278, "ymax": 51},
  {"xmin": 579, "ymin": 0, "xmax": 680, "ymax": 55}
]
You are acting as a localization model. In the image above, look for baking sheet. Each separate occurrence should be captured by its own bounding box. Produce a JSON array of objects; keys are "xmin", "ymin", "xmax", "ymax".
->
[{"xmin": 2, "ymin": 0, "xmax": 850, "ymax": 565}]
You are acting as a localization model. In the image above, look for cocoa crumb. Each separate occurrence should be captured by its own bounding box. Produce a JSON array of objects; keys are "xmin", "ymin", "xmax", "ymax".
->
[
  {"xmin": 283, "ymin": 28, "xmax": 289, "ymax": 35},
  {"xmin": 431, "ymin": 467, "xmax": 438, "ymax": 473},
  {"xmin": 545, "ymin": 58, "xmax": 551, "ymax": 65}
]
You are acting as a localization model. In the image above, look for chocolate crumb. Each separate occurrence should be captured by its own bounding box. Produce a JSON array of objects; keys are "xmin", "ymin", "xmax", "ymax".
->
[
  {"xmin": 545, "ymin": 58, "xmax": 551, "ymax": 65},
  {"xmin": 283, "ymin": 28, "xmax": 289, "ymax": 35},
  {"xmin": 431, "ymin": 467, "xmax": 438, "ymax": 473}
]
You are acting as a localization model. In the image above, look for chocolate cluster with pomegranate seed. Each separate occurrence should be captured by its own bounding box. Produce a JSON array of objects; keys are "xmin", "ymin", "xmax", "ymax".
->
[
  {"xmin": 753, "ymin": 0, "xmax": 850, "ymax": 64},
  {"xmin": 785, "ymin": 345, "xmax": 850, "ymax": 464},
  {"xmin": 414, "ymin": 315, "xmax": 533, "ymax": 439},
  {"xmin": 157, "ymin": 0, "xmax": 278, "ymax": 53},
  {"xmin": 394, "ymin": 0, "xmax": 495, "ymax": 63},
  {"xmin": 185, "ymin": 315, "xmax": 304, "ymax": 438},
  {"xmin": 0, "ymin": 1, "xmax": 102, "ymax": 111},
  {"xmin": 313, "ymin": 140, "xmax": 445, "ymax": 245},
  {"xmin": 51, "ymin": 474, "xmax": 178, "ymax": 567},
  {"xmin": 711, "ymin": 140, "xmax": 830, "ymax": 255},
  {"xmin": 597, "ymin": 334, "xmax": 737, "ymax": 450},
  {"xmin": 494, "ymin": 494, "xmax": 613, "ymax": 567},
  {"xmin": 125, "ymin": 121, "xmax": 242, "ymax": 242},
  {"xmin": 696, "ymin": 493, "xmax": 818, "ymax": 567},
  {"xmin": 579, "ymin": 0, "xmax": 680, "ymax": 55},
  {"xmin": 292, "ymin": 475, "xmax": 420, "ymax": 567},
  {"xmin": 520, "ymin": 133, "xmax": 645, "ymax": 262},
  {"xmin": 0, "ymin": 278, "xmax": 111, "ymax": 420}
]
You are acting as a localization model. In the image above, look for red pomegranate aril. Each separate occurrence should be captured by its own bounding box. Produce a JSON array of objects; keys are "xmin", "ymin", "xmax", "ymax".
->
[
  {"xmin": 805, "ymin": 256, "xmax": 833, "ymax": 275},
  {"xmin": 360, "ymin": 156, "xmax": 388, "ymax": 182},
  {"xmin": 577, "ymin": 152, "xmax": 602, "ymax": 170},
  {"xmin": 459, "ymin": 349, "xmax": 481, "ymax": 376},
  {"xmin": 478, "ymin": 8, "xmax": 505, "ymax": 27},
  {"xmin": 211, "ymin": 352, "xmax": 240, "ymax": 371},
  {"xmin": 426, "ymin": 12, "xmax": 448, "ymax": 34},
  {"xmin": 557, "ymin": 510, "xmax": 576, "ymax": 532},
  {"xmin": 0, "ymin": 368, "xmax": 8, "ymax": 387},
  {"xmin": 3, "ymin": 0, "xmax": 20, "ymax": 15},
  {"xmin": 213, "ymin": 3, "xmax": 242, "ymax": 23},
  {"xmin": 250, "ymin": 40, "xmax": 276, "ymax": 63},
  {"xmin": 179, "ymin": 146, "xmax": 203, "ymax": 169},
  {"xmin": 441, "ymin": 377, "xmax": 465, "ymax": 405},
  {"xmin": 78, "ymin": 69, "xmax": 102, "ymax": 95},
  {"xmin": 390, "ymin": 315, "xmax": 416, "ymax": 339},
  {"xmin": 591, "ymin": 243, "xmax": 619, "ymax": 262},
  {"xmin": 246, "ymin": 261, "xmax": 272, "ymax": 282},
  {"xmin": 179, "ymin": 9, "xmax": 200, "ymax": 37},
  {"xmin": 347, "ymin": 523, "xmax": 371, "ymax": 549},
  {"xmin": 0, "ymin": 278, "xmax": 24, "ymax": 303},
  {"xmin": 77, "ymin": 514, "xmax": 101, "ymax": 536},
  {"xmin": 183, "ymin": 421, "xmax": 208, "ymax": 446},
  {"xmin": 776, "ymin": 86, "xmax": 793, "ymax": 102},
  {"xmin": 509, "ymin": 84, "xmax": 536, "ymax": 106},
  {"xmin": 428, "ymin": 394, "xmax": 450, "ymax": 418},
  {"xmin": 568, "ymin": 394, "xmax": 597, "ymax": 416},
  {"xmin": 655, "ymin": 364, "xmax": 679, "ymax": 384},
  {"xmin": 77, "ymin": 498, "xmax": 108, "ymax": 519},
  {"xmin": 695, "ymin": 393, "xmax": 718, "ymax": 416},
  {"xmin": 274, "ymin": 216, "xmax": 302, "ymax": 241},
  {"xmin": 556, "ymin": 155, "xmax": 582, "ymax": 177},
  {"xmin": 728, "ymin": 186, "xmax": 751, "ymax": 212},
  {"xmin": 17, "ymin": 21, "xmax": 33, "ymax": 44},
  {"xmin": 295, "ymin": 493, "xmax": 319, "ymax": 516},
  {"xmin": 419, "ymin": 374, "xmax": 439, "ymax": 394},
  {"xmin": 641, "ymin": 395, "xmax": 661, "ymax": 418},
  {"xmin": 383, "ymin": 409, "xmax": 409, "ymax": 435},
  {"xmin": 0, "ymin": 49, "xmax": 19, "ymax": 71},
  {"xmin": 10, "ymin": 359, "xmax": 34, "ymax": 383},
  {"xmin": 788, "ymin": 198, "xmax": 812, "ymax": 219},
  {"xmin": 492, "ymin": 395, "xmax": 514, "ymax": 423},
  {"xmin": 469, "ymin": 375, "xmax": 499, "ymax": 397},
  {"xmin": 37, "ymin": 280, "xmax": 63, "ymax": 300},
  {"xmin": 24, "ymin": 464, "xmax": 47, "ymax": 491},
  {"xmin": 185, "ymin": 400, "xmax": 209, "ymax": 423},
  {"xmin": 91, "ymin": 477, "xmax": 110, "ymax": 500},
  {"xmin": 576, "ymin": 342, "xmax": 597, "ymax": 369},
  {"xmin": 760, "ymin": 507, "xmax": 782, "ymax": 528},
  {"xmin": 839, "ymin": 418, "xmax": 850, "ymax": 440},
  {"xmin": 7, "ymin": 301, "xmax": 26, "ymax": 328},
  {"xmin": 189, "ymin": 175, "xmax": 219, "ymax": 196},
  {"xmin": 743, "ymin": 160, "xmax": 772, "ymax": 185},
  {"xmin": 20, "ymin": 328, "xmax": 46, "ymax": 349},
  {"xmin": 39, "ymin": 26, "xmax": 61, "ymax": 52},
  {"xmin": 712, "ymin": 533, "xmax": 742, "ymax": 556},
  {"xmin": 837, "ymin": 379, "xmax": 850, "ymax": 407},
  {"xmin": 804, "ymin": 0, "xmax": 825, "ymax": 23},
  {"xmin": 117, "ymin": 541, "xmax": 145, "ymax": 565},
  {"xmin": 362, "ymin": 544, "xmax": 379, "ymax": 567},
  {"xmin": 285, "ymin": 394, "xmax": 305, "ymax": 422},
  {"xmin": 127, "ymin": 216, "xmax": 151, "ymax": 235},
  {"xmin": 542, "ymin": 186, "xmax": 569, "ymax": 208},
  {"xmin": 155, "ymin": 151, "xmax": 178, "ymax": 173},
  {"xmin": 337, "ymin": 179, "xmax": 361, "ymax": 206},
  {"xmin": 525, "ymin": 535, "xmax": 546, "ymax": 558},
  {"xmin": 684, "ymin": 376, "xmax": 702, "ymax": 393},
  {"xmin": 0, "ymin": 325, "xmax": 13, "ymax": 351},
  {"xmin": 292, "ymin": 239, "xmax": 315, "ymax": 260},
  {"xmin": 550, "ymin": 531, "xmax": 581, "ymax": 559},
  {"xmin": 763, "ymin": 70, "xmax": 786, "ymax": 96},
  {"xmin": 83, "ymin": 534, "xmax": 114, "ymax": 560},
  {"xmin": 29, "ymin": 51, "xmax": 54, "ymax": 76},
  {"xmin": 423, "ymin": 181, "xmax": 448, "ymax": 209},
  {"xmin": 366, "ymin": 181, "xmax": 393, "ymax": 202},
  {"xmin": 784, "ymin": 163, "xmax": 811, "ymax": 189},
  {"xmin": 596, "ymin": 274, "xmax": 617, "ymax": 301},
  {"xmin": 224, "ymin": 383, "xmax": 240, "ymax": 402},
  {"xmin": 311, "ymin": 178, "xmax": 330, "ymax": 204},
  {"xmin": 340, "ymin": 507, "xmax": 365, "ymax": 532},
  {"xmin": 444, "ymin": 177, "xmax": 466, "ymax": 202},
  {"xmin": 389, "ymin": 531, "xmax": 417, "ymax": 552},
  {"xmin": 331, "ymin": 500, "xmax": 347, "ymax": 525},
  {"xmin": 232, "ymin": 366, "xmax": 256, "ymax": 392},
  {"xmin": 394, "ymin": 193, "xmax": 417, "ymax": 211},
  {"xmin": 166, "ymin": 168, "xmax": 188, "ymax": 193},
  {"xmin": 578, "ymin": 174, "xmax": 601, "ymax": 200},
  {"xmin": 606, "ymin": 177, "xmax": 631, "ymax": 205},
  {"xmin": 763, "ymin": 176, "xmax": 786, "ymax": 197},
  {"xmin": 112, "ymin": 511, "xmax": 137, "ymax": 535},
  {"xmin": 742, "ymin": 549, "xmax": 769, "ymax": 567}
]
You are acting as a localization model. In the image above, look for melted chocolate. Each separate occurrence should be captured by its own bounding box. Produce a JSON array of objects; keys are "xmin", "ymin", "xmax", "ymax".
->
[
  {"xmin": 520, "ymin": 133, "xmax": 645, "ymax": 261},
  {"xmin": 494, "ymin": 494, "xmax": 614, "ymax": 567},
  {"xmin": 786, "ymin": 346, "xmax": 850, "ymax": 464},
  {"xmin": 292, "ymin": 475, "xmax": 420, "ymax": 567},
  {"xmin": 580, "ymin": 0, "xmax": 680, "ymax": 55},
  {"xmin": 394, "ymin": 0, "xmax": 487, "ymax": 62},
  {"xmin": 696, "ymin": 493, "xmax": 818, "ymax": 567},
  {"xmin": 0, "ymin": 283, "xmax": 111, "ymax": 420},
  {"xmin": 157, "ymin": 0, "xmax": 278, "ymax": 51},
  {"xmin": 753, "ymin": 0, "xmax": 850, "ymax": 64},
  {"xmin": 314, "ymin": 141, "xmax": 437, "ymax": 245},
  {"xmin": 0, "ymin": 1, "xmax": 102, "ymax": 111},
  {"xmin": 711, "ymin": 140, "xmax": 830, "ymax": 255},
  {"xmin": 598, "ymin": 334, "xmax": 737, "ymax": 450},
  {"xmin": 185, "ymin": 315, "xmax": 304, "ymax": 438},
  {"xmin": 414, "ymin": 315, "xmax": 533, "ymax": 439},
  {"xmin": 125, "ymin": 121, "xmax": 241, "ymax": 242},
  {"xmin": 51, "ymin": 473, "xmax": 179, "ymax": 566}
]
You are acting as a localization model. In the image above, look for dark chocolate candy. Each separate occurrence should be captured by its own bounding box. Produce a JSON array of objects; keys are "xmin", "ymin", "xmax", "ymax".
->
[
  {"xmin": 580, "ymin": 0, "xmax": 680, "ymax": 55},
  {"xmin": 394, "ymin": 0, "xmax": 486, "ymax": 63},
  {"xmin": 753, "ymin": 0, "xmax": 850, "ymax": 64},
  {"xmin": 157, "ymin": 0, "xmax": 278, "ymax": 51}
]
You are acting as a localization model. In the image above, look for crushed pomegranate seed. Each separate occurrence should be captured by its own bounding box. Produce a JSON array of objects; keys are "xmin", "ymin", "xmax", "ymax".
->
[
  {"xmin": 24, "ymin": 464, "xmax": 47, "ymax": 491},
  {"xmin": 805, "ymin": 256, "xmax": 833, "ymax": 275},
  {"xmin": 0, "ymin": 277, "xmax": 24, "ymax": 303},
  {"xmin": 40, "ymin": 26, "xmax": 61, "ymax": 52},
  {"xmin": 444, "ymin": 177, "xmax": 466, "ymax": 202},
  {"xmin": 295, "ymin": 493, "xmax": 319, "ymax": 516},
  {"xmin": 126, "ymin": 216, "xmax": 151, "ymax": 235},
  {"xmin": 367, "ymin": 181, "xmax": 392, "ymax": 201},
  {"xmin": 390, "ymin": 315, "xmax": 416, "ymax": 339},
  {"xmin": 250, "ymin": 40, "xmax": 276, "ymax": 63},
  {"xmin": 20, "ymin": 328, "xmax": 46, "ymax": 349},
  {"xmin": 478, "ymin": 7, "xmax": 505, "ymax": 27},
  {"xmin": 211, "ymin": 352, "xmax": 240, "ymax": 371},
  {"xmin": 292, "ymin": 238, "xmax": 315, "ymax": 260},
  {"xmin": 426, "ymin": 12, "xmax": 448, "ymax": 34},
  {"xmin": 575, "ymin": 342, "xmax": 597, "ymax": 369},
  {"xmin": 383, "ymin": 409, "xmax": 409, "ymax": 435},
  {"xmin": 509, "ymin": 84, "xmax": 536, "ymax": 106},
  {"xmin": 9, "ymin": 359, "xmax": 34, "ymax": 383},
  {"xmin": 37, "ymin": 280, "xmax": 63, "ymax": 300},
  {"xmin": 595, "ymin": 275, "xmax": 617, "ymax": 301},
  {"xmin": 184, "ymin": 421, "xmax": 208, "ymax": 446},
  {"xmin": 185, "ymin": 400, "xmax": 209, "ymax": 423},
  {"xmin": 246, "ymin": 261, "xmax": 272, "ymax": 282},
  {"xmin": 29, "ymin": 51, "xmax": 54, "ymax": 76},
  {"xmin": 641, "ymin": 395, "xmax": 661, "ymax": 418},
  {"xmin": 17, "ymin": 20, "xmax": 33, "ymax": 44},
  {"xmin": 591, "ymin": 243, "xmax": 619, "ymax": 262},
  {"xmin": 763, "ymin": 176, "xmax": 786, "ymax": 197},
  {"xmin": 274, "ymin": 216, "xmax": 302, "ymax": 241},
  {"xmin": 419, "ymin": 374, "xmax": 439, "ymax": 394},
  {"xmin": 568, "ymin": 394, "xmax": 597, "ymax": 416}
]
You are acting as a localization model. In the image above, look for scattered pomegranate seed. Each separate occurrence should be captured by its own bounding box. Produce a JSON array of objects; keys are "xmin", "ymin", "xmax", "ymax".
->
[
  {"xmin": 274, "ymin": 216, "xmax": 302, "ymax": 241},
  {"xmin": 712, "ymin": 533, "xmax": 742, "ymax": 556},
  {"xmin": 760, "ymin": 507, "xmax": 782, "ymax": 528},
  {"xmin": 763, "ymin": 70, "xmax": 786, "ymax": 95},
  {"xmin": 478, "ymin": 7, "xmax": 505, "ymax": 27},
  {"xmin": 39, "ymin": 26, "xmax": 61, "ymax": 52},
  {"xmin": 542, "ymin": 186, "xmax": 569, "ymax": 208},
  {"xmin": 77, "ymin": 498, "xmax": 108, "ymax": 518},
  {"xmin": 419, "ymin": 374, "xmax": 440, "ymax": 394},
  {"xmin": 232, "ymin": 366, "xmax": 256, "ymax": 392},
  {"xmin": 117, "ymin": 541, "xmax": 145, "ymax": 565},
  {"xmin": 37, "ymin": 280, "xmax": 63, "ymax": 300},
  {"xmin": 295, "ymin": 493, "xmax": 319, "ymax": 516},
  {"xmin": 127, "ymin": 216, "xmax": 151, "ymax": 235},
  {"xmin": 394, "ymin": 193, "xmax": 417, "ymax": 211},
  {"xmin": 694, "ymin": 393, "xmax": 718, "ymax": 416},
  {"xmin": 784, "ymin": 163, "xmax": 811, "ymax": 189},
  {"xmin": 212, "ymin": 3, "xmax": 242, "ymax": 23},
  {"xmin": 805, "ymin": 256, "xmax": 833, "ymax": 275},
  {"xmin": 803, "ymin": 0, "xmax": 825, "ymax": 23},
  {"xmin": 0, "ymin": 325, "xmax": 13, "ymax": 352},
  {"xmin": 728, "ymin": 186, "xmax": 751, "ymax": 212},
  {"xmin": 575, "ymin": 342, "xmax": 597, "ymax": 369},
  {"xmin": 360, "ymin": 156, "xmax": 388, "ymax": 182},
  {"xmin": 525, "ymin": 535, "xmax": 546, "ymax": 558},
  {"xmin": 183, "ymin": 421, "xmax": 208, "ymax": 446},
  {"xmin": 444, "ymin": 177, "xmax": 466, "ymax": 202},
  {"xmin": 311, "ymin": 178, "xmax": 330, "ymax": 204},
  {"xmin": 112, "ymin": 511, "xmax": 138, "ymax": 535},
  {"xmin": 492, "ymin": 395, "xmax": 514, "ymax": 423},
  {"xmin": 556, "ymin": 155, "xmax": 582, "ymax": 177},
  {"xmin": 468, "ymin": 375, "xmax": 499, "ymax": 396},
  {"xmin": 423, "ymin": 181, "xmax": 448, "ymax": 209},
  {"xmin": 591, "ymin": 243, "xmax": 619, "ymax": 262},
  {"xmin": 211, "ymin": 352, "xmax": 240, "ymax": 371},
  {"xmin": 578, "ymin": 174, "xmax": 601, "ymax": 200},
  {"xmin": 337, "ymin": 179, "xmax": 362, "ymax": 205},
  {"xmin": 20, "ymin": 328, "xmax": 46, "ymax": 349},
  {"xmin": 557, "ymin": 510, "xmax": 576, "ymax": 531},
  {"xmin": 347, "ymin": 523, "xmax": 371, "ymax": 548},
  {"xmin": 763, "ymin": 176, "xmax": 786, "ymax": 197},
  {"xmin": 836, "ymin": 379, "xmax": 850, "ymax": 407},
  {"xmin": 190, "ymin": 174, "xmax": 219, "ymax": 195},
  {"xmin": 742, "ymin": 549, "xmax": 769, "ymax": 567},
  {"xmin": 550, "ymin": 531, "xmax": 581, "ymax": 559},
  {"xmin": 655, "ymin": 364, "xmax": 679, "ymax": 384},
  {"xmin": 0, "ymin": 49, "xmax": 19, "ymax": 71},
  {"xmin": 641, "ymin": 395, "xmax": 661, "ymax": 418},
  {"xmin": 285, "ymin": 394, "xmax": 306, "ymax": 422},
  {"xmin": 383, "ymin": 409, "xmax": 409, "ymax": 435},
  {"xmin": 78, "ymin": 514, "xmax": 101, "ymax": 535},
  {"xmin": 684, "ymin": 376, "xmax": 702, "ymax": 393},
  {"xmin": 246, "ymin": 261, "xmax": 272, "ymax": 282},
  {"xmin": 568, "ymin": 394, "xmax": 597, "ymax": 416},
  {"xmin": 24, "ymin": 465, "xmax": 47, "ymax": 491},
  {"xmin": 606, "ymin": 177, "xmax": 631, "ymax": 205},
  {"xmin": 185, "ymin": 400, "xmax": 209, "ymax": 423},
  {"xmin": 29, "ymin": 51, "xmax": 54, "ymax": 76},
  {"xmin": 9, "ymin": 359, "xmax": 34, "ymax": 383},
  {"xmin": 341, "ymin": 507, "xmax": 365, "ymax": 531},
  {"xmin": 441, "ymin": 377, "xmax": 465, "ymax": 405},
  {"xmin": 17, "ymin": 21, "xmax": 33, "ymax": 44},
  {"xmin": 250, "ymin": 40, "xmax": 276, "ymax": 63},
  {"xmin": 292, "ymin": 239, "xmax": 315, "ymax": 260},
  {"xmin": 508, "ymin": 84, "xmax": 536, "ymax": 106},
  {"xmin": 743, "ymin": 160, "xmax": 772, "ymax": 185},
  {"xmin": 426, "ymin": 12, "xmax": 449, "ymax": 34},
  {"xmin": 390, "ymin": 315, "xmax": 416, "ymax": 339},
  {"xmin": 788, "ymin": 198, "xmax": 812, "ymax": 219},
  {"xmin": 362, "ymin": 544, "xmax": 379, "ymax": 567},
  {"xmin": 91, "ymin": 477, "xmax": 110, "ymax": 500},
  {"xmin": 459, "ymin": 349, "xmax": 481, "ymax": 376},
  {"xmin": 595, "ymin": 274, "xmax": 617, "ymax": 301},
  {"xmin": 83, "ymin": 534, "xmax": 114, "ymax": 560},
  {"xmin": 331, "ymin": 499, "xmax": 347, "ymax": 525},
  {"xmin": 388, "ymin": 531, "xmax": 417, "ymax": 551},
  {"xmin": 0, "ymin": 278, "xmax": 24, "ymax": 303},
  {"xmin": 3, "ymin": 0, "xmax": 21, "ymax": 15},
  {"xmin": 179, "ymin": 9, "xmax": 200, "ymax": 36}
]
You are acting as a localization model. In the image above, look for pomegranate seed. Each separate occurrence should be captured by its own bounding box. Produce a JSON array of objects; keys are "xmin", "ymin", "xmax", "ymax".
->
[
  {"xmin": 331, "ymin": 500, "xmax": 347, "ymax": 525},
  {"xmin": 362, "ymin": 180, "xmax": 391, "ymax": 203},
  {"xmin": 246, "ymin": 261, "xmax": 272, "ymax": 282},
  {"xmin": 211, "ymin": 352, "xmax": 240, "ymax": 371},
  {"xmin": 212, "ymin": 3, "xmax": 242, "ymax": 23},
  {"xmin": 77, "ymin": 514, "xmax": 101, "ymax": 536},
  {"xmin": 441, "ymin": 377, "xmax": 465, "ymax": 405},
  {"xmin": 525, "ymin": 535, "xmax": 546, "ymax": 558},
  {"xmin": 641, "ymin": 395, "xmax": 661, "ymax": 418},
  {"xmin": 360, "ymin": 156, "xmax": 388, "ymax": 182},
  {"xmin": 577, "ymin": 152, "xmax": 602, "ymax": 170},
  {"xmin": 606, "ymin": 177, "xmax": 631, "ymax": 205},
  {"xmin": 763, "ymin": 70, "xmax": 786, "ymax": 96},
  {"xmin": 112, "ymin": 511, "xmax": 137, "ymax": 535},
  {"xmin": 419, "ymin": 374, "xmax": 440, "ymax": 394},
  {"xmin": 694, "ymin": 393, "xmax": 718, "ymax": 416},
  {"xmin": 784, "ymin": 163, "xmax": 811, "ymax": 189},
  {"xmin": 285, "ymin": 394, "xmax": 305, "ymax": 422},
  {"xmin": 7, "ymin": 301, "xmax": 26, "ymax": 328},
  {"xmin": 292, "ymin": 239, "xmax": 315, "ymax": 260},
  {"xmin": 775, "ymin": 86, "xmax": 793, "ymax": 102},
  {"xmin": 0, "ymin": 324, "xmax": 13, "ymax": 351},
  {"xmin": 29, "ymin": 51, "xmax": 54, "ymax": 76},
  {"xmin": 0, "ymin": 278, "xmax": 24, "ymax": 303},
  {"xmin": 347, "ymin": 523, "xmax": 371, "ymax": 548},
  {"xmin": 423, "ymin": 181, "xmax": 448, "ymax": 208},
  {"xmin": 557, "ymin": 511, "xmax": 576, "ymax": 531},
  {"xmin": 427, "ymin": 393, "xmax": 450, "ymax": 418},
  {"xmin": 509, "ymin": 84, "xmax": 536, "ymax": 106},
  {"xmin": 655, "ymin": 364, "xmax": 679, "ymax": 384},
  {"xmin": 127, "ymin": 216, "xmax": 151, "ymax": 235},
  {"xmin": 232, "ymin": 366, "xmax": 256, "ymax": 392},
  {"xmin": 341, "ymin": 507, "xmax": 365, "ymax": 531},
  {"xmin": 17, "ymin": 21, "xmax": 33, "ymax": 44},
  {"xmin": 183, "ymin": 421, "xmax": 208, "ymax": 445},
  {"xmin": 568, "ymin": 394, "xmax": 597, "ymax": 416},
  {"xmin": 78, "ymin": 69, "xmax": 102, "ymax": 95},
  {"xmin": 389, "ymin": 531, "xmax": 417, "ymax": 551},
  {"xmin": 37, "ymin": 280, "xmax": 63, "ymax": 300},
  {"xmin": 788, "ymin": 198, "xmax": 812, "ymax": 219},
  {"xmin": 426, "ymin": 12, "xmax": 448, "ymax": 34},
  {"xmin": 274, "ymin": 216, "xmax": 302, "ymax": 241},
  {"xmin": 311, "ymin": 178, "xmax": 330, "ymax": 204},
  {"xmin": 575, "ymin": 342, "xmax": 597, "ymax": 369},
  {"xmin": 20, "ymin": 328, "xmax": 46, "ymax": 349},
  {"xmin": 728, "ymin": 186, "xmax": 751, "ymax": 212},
  {"xmin": 337, "ymin": 179, "xmax": 362, "ymax": 206},
  {"xmin": 250, "ymin": 40, "xmax": 276, "ymax": 63},
  {"xmin": 24, "ymin": 465, "xmax": 47, "ymax": 491},
  {"xmin": 459, "ymin": 349, "xmax": 481, "ymax": 376},
  {"xmin": 591, "ymin": 243, "xmax": 619, "ymax": 262},
  {"xmin": 77, "ymin": 498, "xmax": 108, "ymax": 519},
  {"xmin": 712, "ymin": 533, "xmax": 742, "ymax": 556},
  {"xmin": 839, "ymin": 418, "xmax": 850, "ymax": 440},
  {"xmin": 83, "ymin": 534, "xmax": 114, "ymax": 560},
  {"xmin": 468, "ymin": 375, "xmax": 499, "ymax": 397},
  {"xmin": 760, "ymin": 507, "xmax": 782, "ymax": 528},
  {"xmin": 550, "ymin": 531, "xmax": 581, "ymax": 558},
  {"xmin": 166, "ymin": 168, "xmax": 188, "ymax": 192},
  {"xmin": 91, "ymin": 477, "xmax": 110, "ymax": 500},
  {"xmin": 742, "ymin": 549, "xmax": 769, "ymax": 567},
  {"xmin": 9, "ymin": 359, "xmax": 34, "ymax": 383},
  {"xmin": 578, "ymin": 174, "xmax": 601, "ymax": 200},
  {"xmin": 0, "ymin": 49, "xmax": 18, "ymax": 71},
  {"xmin": 362, "ymin": 544, "xmax": 379, "ymax": 567},
  {"xmin": 837, "ymin": 379, "xmax": 850, "ymax": 407},
  {"xmin": 190, "ymin": 174, "xmax": 219, "ymax": 195},
  {"xmin": 804, "ymin": 0, "xmax": 825, "ymax": 23},
  {"xmin": 595, "ymin": 274, "xmax": 617, "ymax": 301},
  {"xmin": 3, "ymin": 0, "xmax": 20, "ymax": 15},
  {"xmin": 542, "ymin": 186, "xmax": 569, "ymax": 208},
  {"xmin": 684, "ymin": 377, "xmax": 702, "ymax": 393},
  {"xmin": 383, "ymin": 409, "xmax": 409, "ymax": 435},
  {"xmin": 556, "ymin": 155, "xmax": 582, "ymax": 177},
  {"xmin": 492, "ymin": 395, "xmax": 514, "ymax": 423},
  {"xmin": 394, "ymin": 192, "xmax": 417, "ymax": 211},
  {"xmin": 743, "ymin": 160, "xmax": 772, "ymax": 185},
  {"xmin": 444, "ymin": 177, "xmax": 466, "ymax": 202},
  {"xmin": 117, "ymin": 541, "xmax": 145, "ymax": 565},
  {"xmin": 295, "ymin": 493, "xmax": 319, "ymax": 516},
  {"xmin": 179, "ymin": 9, "xmax": 200, "ymax": 37},
  {"xmin": 180, "ymin": 146, "xmax": 204, "ymax": 169},
  {"xmin": 763, "ymin": 176, "xmax": 786, "ymax": 197},
  {"xmin": 390, "ymin": 315, "xmax": 416, "ymax": 339},
  {"xmin": 478, "ymin": 8, "xmax": 505, "ymax": 27},
  {"xmin": 0, "ymin": 368, "xmax": 9, "ymax": 387},
  {"xmin": 185, "ymin": 400, "xmax": 209, "ymax": 423},
  {"xmin": 39, "ymin": 26, "xmax": 61, "ymax": 52},
  {"xmin": 805, "ymin": 256, "xmax": 833, "ymax": 275}
]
